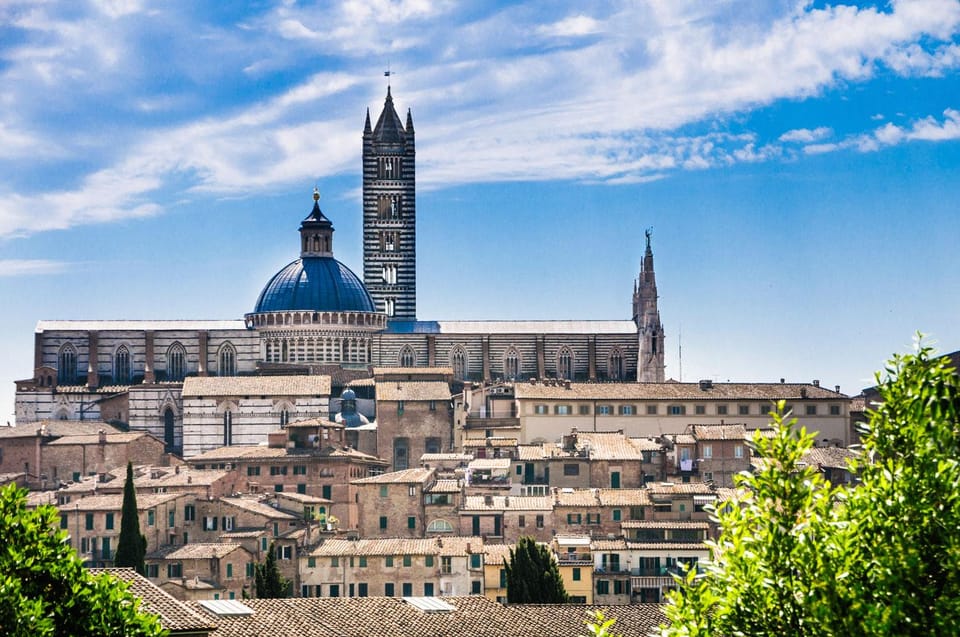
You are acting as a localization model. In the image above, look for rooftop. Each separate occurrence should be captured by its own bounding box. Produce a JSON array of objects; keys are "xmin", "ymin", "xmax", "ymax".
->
[
  {"xmin": 375, "ymin": 381, "xmax": 452, "ymax": 402},
  {"xmin": 352, "ymin": 468, "xmax": 433, "ymax": 484},
  {"xmin": 182, "ymin": 375, "xmax": 331, "ymax": 397},
  {"xmin": 91, "ymin": 568, "xmax": 216, "ymax": 634},
  {"xmin": 310, "ymin": 536, "xmax": 483, "ymax": 557},
  {"xmin": 514, "ymin": 381, "xmax": 847, "ymax": 401}
]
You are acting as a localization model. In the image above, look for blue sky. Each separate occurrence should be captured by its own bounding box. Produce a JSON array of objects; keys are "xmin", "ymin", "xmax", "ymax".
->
[{"xmin": 2, "ymin": 0, "xmax": 959, "ymax": 423}]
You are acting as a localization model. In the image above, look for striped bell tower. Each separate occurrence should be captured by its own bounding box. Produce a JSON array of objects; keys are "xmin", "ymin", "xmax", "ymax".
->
[{"xmin": 362, "ymin": 85, "xmax": 416, "ymax": 320}]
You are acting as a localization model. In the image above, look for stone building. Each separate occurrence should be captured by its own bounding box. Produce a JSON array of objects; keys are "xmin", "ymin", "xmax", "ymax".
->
[
  {"xmin": 149, "ymin": 543, "xmax": 255, "ymax": 601},
  {"xmin": 14, "ymin": 87, "xmax": 664, "ymax": 455},
  {"xmin": 301, "ymin": 536, "xmax": 486, "ymax": 598},
  {"xmin": 671, "ymin": 423, "xmax": 751, "ymax": 487},
  {"xmin": 372, "ymin": 367, "xmax": 454, "ymax": 470},
  {"xmin": 352, "ymin": 467, "xmax": 434, "ymax": 538}
]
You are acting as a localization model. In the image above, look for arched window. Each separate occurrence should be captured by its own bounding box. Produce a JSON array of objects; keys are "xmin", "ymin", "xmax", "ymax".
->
[
  {"xmin": 114, "ymin": 345, "xmax": 131, "ymax": 383},
  {"xmin": 219, "ymin": 343, "xmax": 237, "ymax": 376},
  {"xmin": 557, "ymin": 347, "xmax": 573, "ymax": 380},
  {"xmin": 450, "ymin": 346, "xmax": 468, "ymax": 380},
  {"xmin": 399, "ymin": 345, "xmax": 415, "ymax": 368},
  {"xmin": 384, "ymin": 298, "xmax": 395, "ymax": 316},
  {"xmin": 162, "ymin": 407, "xmax": 175, "ymax": 452},
  {"xmin": 57, "ymin": 344, "xmax": 77, "ymax": 384},
  {"xmin": 166, "ymin": 343, "xmax": 186, "ymax": 381},
  {"xmin": 426, "ymin": 519, "xmax": 454, "ymax": 533},
  {"xmin": 608, "ymin": 349, "xmax": 623, "ymax": 381},
  {"xmin": 223, "ymin": 409, "xmax": 232, "ymax": 446},
  {"xmin": 504, "ymin": 348, "xmax": 520, "ymax": 380}
]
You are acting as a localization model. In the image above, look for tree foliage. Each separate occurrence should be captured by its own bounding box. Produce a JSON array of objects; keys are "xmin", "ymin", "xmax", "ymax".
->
[
  {"xmin": 114, "ymin": 462, "xmax": 146, "ymax": 574},
  {"xmin": 255, "ymin": 542, "xmax": 290, "ymax": 598},
  {"xmin": 0, "ymin": 484, "xmax": 165, "ymax": 637},
  {"xmin": 661, "ymin": 340, "xmax": 960, "ymax": 636},
  {"xmin": 504, "ymin": 536, "xmax": 568, "ymax": 603}
]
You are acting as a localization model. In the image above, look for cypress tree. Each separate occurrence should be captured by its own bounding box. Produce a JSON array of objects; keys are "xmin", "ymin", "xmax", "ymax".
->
[
  {"xmin": 255, "ymin": 542, "xmax": 290, "ymax": 598},
  {"xmin": 114, "ymin": 462, "xmax": 146, "ymax": 574},
  {"xmin": 504, "ymin": 536, "xmax": 568, "ymax": 603}
]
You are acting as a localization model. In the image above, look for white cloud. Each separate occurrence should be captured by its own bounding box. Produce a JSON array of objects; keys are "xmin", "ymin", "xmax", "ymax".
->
[
  {"xmin": 779, "ymin": 127, "xmax": 833, "ymax": 143},
  {"xmin": 0, "ymin": 259, "xmax": 69, "ymax": 277},
  {"xmin": 536, "ymin": 15, "xmax": 602, "ymax": 38}
]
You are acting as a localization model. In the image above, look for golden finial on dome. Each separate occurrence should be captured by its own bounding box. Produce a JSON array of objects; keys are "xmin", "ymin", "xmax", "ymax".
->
[{"xmin": 313, "ymin": 186, "xmax": 320, "ymax": 202}]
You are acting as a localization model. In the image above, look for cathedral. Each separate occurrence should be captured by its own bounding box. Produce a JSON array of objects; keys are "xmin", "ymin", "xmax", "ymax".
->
[{"xmin": 14, "ymin": 87, "xmax": 665, "ymax": 456}]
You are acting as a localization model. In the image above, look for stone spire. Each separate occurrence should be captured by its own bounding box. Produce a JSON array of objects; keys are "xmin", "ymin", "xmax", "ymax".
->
[{"xmin": 635, "ymin": 229, "xmax": 665, "ymax": 382}]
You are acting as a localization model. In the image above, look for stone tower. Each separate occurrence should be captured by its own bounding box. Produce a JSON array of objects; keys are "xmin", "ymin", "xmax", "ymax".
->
[
  {"xmin": 362, "ymin": 86, "xmax": 416, "ymax": 320},
  {"xmin": 634, "ymin": 229, "xmax": 666, "ymax": 382}
]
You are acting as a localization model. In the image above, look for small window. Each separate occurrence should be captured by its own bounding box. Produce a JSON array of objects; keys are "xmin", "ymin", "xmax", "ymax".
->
[
  {"xmin": 555, "ymin": 405, "xmax": 572, "ymax": 415},
  {"xmin": 471, "ymin": 580, "xmax": 482, "ymax": 594},
  {"xmin": 597, "ymin": 405, "xmax": 612, "ymax": 415},
  {"xmin": 425, "ymin": 555, "xmax": 434, "ymax": 567},
  {"xmin": 380, "ymin": 485, "xmax": 388, "ymax": 497},
  {"xmin": 734, "ymin": 445, "xmax": 743, "ymax": 458},
  {"xmin": 738, "ymin": 404, "xmax": 750, "ymax": 415},
  {"xmin": 403, "ymin": 555, "xmax": 412, "ymax": 567},
  {"xmin": 703, "ymin": 444, "xmax": 713, "ymax": 459},
  {"xmin": 534, "ymin": 404, "xmax": 548, "ymax": 414},
  {"xmin": 668, "ymin": 405, "xmax": 685, "ymax": 415},
  {"xmin": 578, "ymin": 405, "xmax": 590, "ymax": 415},
  {"xmin": 147, "ymin": 510, "xmax": 155, "ymax": 526},
  {"xmin": 470, "ymin": 554, "xmax": 481, "ymax": 569},
  {"xmin": 694, "ymin": 405, "xmax": 706, "ymax": 415},
  {"xmin": 85, "ymin": 513, "xmax": 94, "ymax": 530},
  {"xmin": 612, "ymin": 509, "xmax": 621, "ymax": 521},
  {"xmin": 829, "ymin": 405, "xmax": 841, "ymax": 416},
  {"xmin": 407, "ymin": 517, "xmax": 416, "ymax": 530},
  {"xmin": 573, "ymin": 567, "xmax": 581, "ymax": 581},
  {"xmin": 518, "ymin": 515, "xmax": 526, "ymax": 527},
  {"xmin": 563, "ymin": 463, "xmax": 580, "ymax": 476},
  {"xmin": 806, "ymin": 405, "xmax": 817, "ymax": 416},
  {"xmin": 385, "ymin": 582, "xmax": 395, "ymax": 596},
  {"xmin": 619, "ymin": 405, "xmax": 635, "ymax": 415},
  {"xmin": 379, "ymin": 516, "xmax": 388, "ymax": 530},
  {"xmin": 759, "ymin": 404, "xmax": 772, "ymax": 415},
  {"xmin": 717, "ymin": 405, "xmax": 728, "ymax": 415},
  {"xmin": 307, "ymin": 557, "xmax": 316, "ymax": 568},
  {"xmin": 536, "ymin": 515, "xmax": 544, "ymax": 528}
]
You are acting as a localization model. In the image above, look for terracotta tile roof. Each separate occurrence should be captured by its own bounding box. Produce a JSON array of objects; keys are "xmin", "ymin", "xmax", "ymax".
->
[
  {"xmin": 674, "ymin": 434, "xmax": 696, "ymax": 444},
  {"xmin": 287, "ymin": 417, "xmax": 343, "ymax": 429},
  {"xmin": 849, "ymin": 395, "xmax": 867, "ymax": 411},
  {"xmin": 462, "ymin": 437, "xmax": 517, "ymax": 448},
  {"xmin": 647, "ymin": 481, "xmax": 716, "ymax": 495},
  {"xmin": 66, "ymin": 492, "xmax": 181, "ymax": 512},
  {"xmin": 192, "ymin": 595, "xmax": 666, "ymax": 637},
  {"xmin": 468, "ymin": 458, "xmax": 511, "ymax": 470},
  {"xmin": 553, "ymin": 489, "xmax": 601, "ymax": 507},
  {"xmin": 460, "ymin": 495, "xmax": 553, "ymax": 512},
  {"xmin": 425, "ymin": 479, "xmax": 461, "ymax": 493},
  {"xmin": 189, "ymin": 445, "xmax": 289, "ymax": 462},
  {"xmin": 182, "ymin": 375, "xmax": 330, "ymax": 397},
  {"xmin": 801, "ymin": 446, "xmax": 859, "ymax": 470},
  {"xmin": 516, "ymin": 445, "xmax": 549, "ymax": 460},
  {"xmin": 420, "ymin": 453, "xmax": 472, "ymax": 462},
  {"xmin": 373, "ymin": 366, "xmax": 454, "ymax": 376},
  {"xmin": 310, "ymin": 536, "xmax": 484, "ymax": 557},
  {"xmin": 482, "ymin": 543, "xmax": 515, "ymax": 565},
  {"xmin": 136, "ymin": 468, "xmax": 233, "ymax": 488},
  {"xmin": 561, "ymin": 431, "xmax": 660, "ymax": 459},
  {"xmin": 0, "ymin": 420, "xmax": 121, "ymax": 439},
  {"xmin": 45, "ymin": 432, "xmax": 153, "ymax": 446},
  {"xmin": 346, "ymin": 377, "xmax": 376, "ymax": 387},
  {"xmin": 514, "ymin": 381, "xmax": 847, "ymax": 400},
  {"xmin": 219, "ymin": 497, "xmax": 297, "ymax": 520},
  {"xmin": 163, "ymin": 543, "xmax": 247, "ymax": 560},
  {"xmin": 590, "ymin": 539, "xmax": 629, "ymax": 551},
  {"xmin": 596, "ymin": 488, "xmax": 653, "ymax": 506},
  {"xmin": 620, "ymin": 520, "xmax": 710, "ymax": 529},
  {"xmin": 375, "ymin": 381, "xmax": 452, "ymax": 402},
  {"xmin": 91, "ymin": 568, "xmax": 216, "ymax": 633},
  {"xmin": 352, "ymin": 468, "xmax": 433, "ymax": 484},
  {"xmin": 626, "ymin": 541, "xmax": 710, "ymax": 551},
  {"xmin": 690, "ymin": 423, "xmax": 747, "ymax": 441}
]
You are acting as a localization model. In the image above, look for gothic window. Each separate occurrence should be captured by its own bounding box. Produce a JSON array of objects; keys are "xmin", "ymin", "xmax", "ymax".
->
[
  {"xmin": 219, "ymin": 343, "xmax": 237, "ymax": 377},
  {"xmin": 223, "ymin": 410, "xmax": 232, "ymax": 446},
  {"xmin": 557, "ymin": 347, "xmax": 573, "ymax": 380},
  {"xmin": 382, "ymin": 263, "xmax": 397, "ymax": 284},
  {"xmin": 166, "ymin": 343, "xmax": 186, "ymax": 381},
  {"xmin": 427, "ymin": 519, "xmax": 454, "ymax": 533},
  {"xmin": 57, "ymin": 344, "xmax": 77, "ymax": 384},
  {"xmin": 385, "ymin": 298, "xmax": 396, "ymax": 316},
  {"xmin": 381, "ymin": 231, "xmax": 397, "ymax": 252},
  {"xmin": 378, "ymin": 156, "xmax": 401, "ymax": 180},
  {"xmin": 163, "ymin": 407, "xmax": 175, "ymax": 451},
  {"xmin": 608, "ymin": 349, "xmax": 623, "ymax": 381},
  {"xmin": 399, "ymin": 346, "xmax": 415, "ymax": 368},
  {"xmin": 504, "ymin": 348, "xmax": 520, "ymax": 380},
  {"xmin": 114, "ymin": 345, "xmax": 131, "ymax": 384},
  {"xmin": 378, "ymin": 195, "xmax": 400, "ymax": 220},
  {"xmin": 451, "ymin": 346, "xmax": 468, "ymax": 380}
]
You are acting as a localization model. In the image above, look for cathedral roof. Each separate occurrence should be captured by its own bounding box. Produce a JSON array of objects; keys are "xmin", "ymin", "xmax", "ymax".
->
[
  {"xmin": 254, "ymin": 257, "xmax": 375, "ymax": 314},
  {"xmin": 372, "ymin": 86, "xmax": 407, "ymax": 144}
]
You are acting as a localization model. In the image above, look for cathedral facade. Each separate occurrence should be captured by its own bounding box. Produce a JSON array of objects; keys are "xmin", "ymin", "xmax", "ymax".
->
[{"xmin": 13, "ymin": 88, "xmax": 663, "ymax": 457}]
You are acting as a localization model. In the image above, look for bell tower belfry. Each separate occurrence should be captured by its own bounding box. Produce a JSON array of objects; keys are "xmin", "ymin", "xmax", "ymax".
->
[
  {"xmin": 634, "ymin": 229, "xmax": 666, "ymax": 382},
  {"xmin": 362, "ymin": 85, "xmax": 417, "ymax": 320}
]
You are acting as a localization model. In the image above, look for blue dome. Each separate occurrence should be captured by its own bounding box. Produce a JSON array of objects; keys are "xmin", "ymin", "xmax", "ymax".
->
[
  {"xmin": 254, "ymin": 257, "xmax": 375, "ymax": 313},
  {"xmin": 341, "ymin": 388, "xmax": 357, "ymax": 401}
]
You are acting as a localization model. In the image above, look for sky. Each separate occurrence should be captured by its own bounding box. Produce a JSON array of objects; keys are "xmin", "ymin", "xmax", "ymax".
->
[{"xmin": 1, "ymin": 0, "xmax": 959, "ymax": 424}]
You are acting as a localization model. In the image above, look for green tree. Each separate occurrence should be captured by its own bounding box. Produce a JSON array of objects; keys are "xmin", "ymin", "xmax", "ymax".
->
[
  {"xmin": 255, "ymin": 542, "xmax": 290, "ymax": 598},
  {"xmin": 661, "ymin": 340, "xmax": 960, "ymax": 636},
  {"xmin": 504, "ymin": 536, "xmax": 568, "ymax": 603},
  {"xmin": 0, "ymin": 484, "xmax": 165, "ymax": 637},
  {"xmin": 114, "ymin": 462, "xmax": 147, "ymax": 574}
]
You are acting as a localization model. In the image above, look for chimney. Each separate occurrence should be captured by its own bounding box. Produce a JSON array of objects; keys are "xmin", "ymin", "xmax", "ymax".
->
[
  {"xmin": 812, "ymin": 379, "xmax": 820, "ymax": 387},
  {"xmin": 484, "ymin": 494, "xmax": 493, "ymax": 507},
  {"xmin": 98, "ymin": 429, "xmax": 106, "ymax": 445},
  {"xmin": 835, "ymin": 385, "xmax": 840, "ymax": 393},
  {"xmin": 780, "ymin": 378, "xmax": 785, "ymax": 384}
]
